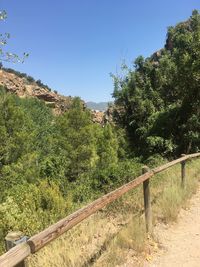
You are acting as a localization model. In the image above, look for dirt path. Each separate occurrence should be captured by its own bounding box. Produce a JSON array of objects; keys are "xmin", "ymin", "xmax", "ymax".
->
[{"xmin": 144, "ymin": 186, "xmax": 200, "ymax": 267}]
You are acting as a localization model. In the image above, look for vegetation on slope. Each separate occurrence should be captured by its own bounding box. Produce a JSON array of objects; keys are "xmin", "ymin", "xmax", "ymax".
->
[
  {"xmin": 0, "ymin": 65, "xmax": 53, "ymax": 92},
  {"xmin": 0, "ymin": 87, "xmax": 140, "ymax": 253},
  {"xmin": 26, "ymin": 159, "xmax": 200, "ymax": 267},
  {"xmin": 0, "ymin": 9, "xmax": 200, "ymax": 264}
]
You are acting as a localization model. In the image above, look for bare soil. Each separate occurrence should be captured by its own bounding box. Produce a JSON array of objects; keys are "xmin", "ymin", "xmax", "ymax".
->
[{"xmin": 143, "ymin": 185, "xmax": 200, "ymax": 267}]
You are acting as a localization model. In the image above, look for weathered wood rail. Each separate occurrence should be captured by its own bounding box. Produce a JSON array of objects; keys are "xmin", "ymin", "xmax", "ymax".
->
[{"xmin": 0, "ymin": 152, "xmax": 200, "ymax": 267}]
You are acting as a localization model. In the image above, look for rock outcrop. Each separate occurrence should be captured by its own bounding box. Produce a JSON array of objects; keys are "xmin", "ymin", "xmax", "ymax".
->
[
  {"xmin": 0, "ymin": 68, "xmax": 110, "ymax": 124},
  {"xmin": 0, "ymin": 69, "xmax": 73, "ymax": 115}
]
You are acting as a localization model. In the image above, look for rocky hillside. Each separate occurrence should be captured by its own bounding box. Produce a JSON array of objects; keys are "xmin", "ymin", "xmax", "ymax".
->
[
  {"xmin": 0, "ymin": 68, "xmax": 74, "ymax": 115},
  {"xmin": 0, "ymin": 68, "xmax": 110, "ymax": 124}
]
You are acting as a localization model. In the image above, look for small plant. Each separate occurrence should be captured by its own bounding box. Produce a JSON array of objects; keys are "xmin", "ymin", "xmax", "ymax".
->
[
  {"xmin": 26, "ymin": 75, "xmax": 35, "ymax": 83},
  {"xmin": 158, "ymin": 185, "xmax": 182, "ymax": 222},
  {"xmin": 157, "ymin": 159, "xmax": 200, "ymax": 223},
  {"xmin": 115, "ymin": 217, "xmax": 146, "ymax": 252}
]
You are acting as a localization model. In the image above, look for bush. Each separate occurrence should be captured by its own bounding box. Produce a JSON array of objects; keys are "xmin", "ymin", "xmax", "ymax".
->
[
  {"xmin": 145, "ymin": 154, "xmax": 168, "ymax": 168},
  {"xmin": 0, "ymin": 180, "xmax": 71, "ymax": 254}
]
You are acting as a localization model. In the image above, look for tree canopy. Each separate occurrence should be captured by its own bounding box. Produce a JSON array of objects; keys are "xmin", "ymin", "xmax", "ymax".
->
[
  {"xmin": 112, "ymin": 10, "xmax": 200, "ymax": 159},
  {"xmin": 0, "ymin": 88, "xmax": 140, "ymax": 253}
]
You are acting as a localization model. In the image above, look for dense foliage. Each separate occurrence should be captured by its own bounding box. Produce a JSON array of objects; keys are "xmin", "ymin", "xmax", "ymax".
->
[
  {"xmin": 112, "ymin": 10, "xmax": 200, "ymax": 159},
  {"xmin": 0, "ymin": 10, "xmax": 200, "ymax": 254},
  {"xmin": 0, "ymin": 87, "xmax": 140, "ymax": 253}
]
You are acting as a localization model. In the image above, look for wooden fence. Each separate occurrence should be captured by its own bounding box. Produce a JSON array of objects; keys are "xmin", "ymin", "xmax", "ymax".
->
[{"xmin": 0, "ymin": 152, "xmax": 200, "ymax": 267}]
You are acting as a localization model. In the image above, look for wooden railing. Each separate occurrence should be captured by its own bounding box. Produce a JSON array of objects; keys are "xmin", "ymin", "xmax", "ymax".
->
[{"xmin": 0, "ymin": 152, "xmax": 200, "ymax": 267}]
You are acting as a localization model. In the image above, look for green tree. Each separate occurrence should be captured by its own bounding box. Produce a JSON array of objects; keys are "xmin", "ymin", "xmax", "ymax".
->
[
  {"xmin": 55, "ymin": 98, "xmax": 98, "ymax": 181},
  {"xmin": 112, "ymin": 10, "xmax": 200, "ymax": 158}
]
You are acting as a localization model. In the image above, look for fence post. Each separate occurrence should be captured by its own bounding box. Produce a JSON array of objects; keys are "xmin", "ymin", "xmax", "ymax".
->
[
  {"xmin": 181, "ymin": 154, "xmax": 186, "ymax": 188},
  {"xmin": 142, "ymin": 166, "xmax": 152, "ymax": 234},
  {"xmin": 5, "ymin": 231, "xmax": 28, "ymax": 267}
]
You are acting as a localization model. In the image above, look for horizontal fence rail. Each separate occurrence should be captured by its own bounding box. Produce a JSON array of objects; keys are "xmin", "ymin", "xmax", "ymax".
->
[{"xmin": 0, "ymin": 152, "xmax": 200, "ymax": 267}]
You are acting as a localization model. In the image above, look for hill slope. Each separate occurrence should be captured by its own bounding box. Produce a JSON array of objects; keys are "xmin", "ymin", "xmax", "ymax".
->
[
  {"xmin": 0, "ymin": 68, "xmax": 109, "ymax": 124},
  {"xmin": 0, "ymin": 68, "xmax": 73, "ymax": 115}
]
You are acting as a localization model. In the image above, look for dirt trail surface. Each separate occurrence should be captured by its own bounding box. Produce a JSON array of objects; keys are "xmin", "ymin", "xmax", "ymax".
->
[{"xmin": 144, "ymin": 186, "xmax": 200, "ymax": 267}]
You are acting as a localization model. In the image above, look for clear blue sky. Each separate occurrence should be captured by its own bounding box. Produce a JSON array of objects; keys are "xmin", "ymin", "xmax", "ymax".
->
[{"xmin": 1, "ymin": 0, "xmax": 200, "ymax": 102}]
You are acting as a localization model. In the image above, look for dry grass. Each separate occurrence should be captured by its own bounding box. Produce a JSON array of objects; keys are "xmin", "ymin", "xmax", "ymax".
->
[
  {"xmin": 154, "ymin": 158, "xmax": 200, "ymax": 223},
  {"xmin": 27, "ymin": 213, "xmax": 118, "ymax": 267},
  {"xmin": 93, "ymin": 216, "xmax": 150, "ymax": 267},
  {"xmin": 115, "ymin": 217, "xmax": 146, "ymax": 252},
  {"xmin": 26, "ymin": 158, "xmax": 200, "ymax": 267},
  {"xmin": 93, "ymin": 158, "xmax": 200, "ymax": 267}
]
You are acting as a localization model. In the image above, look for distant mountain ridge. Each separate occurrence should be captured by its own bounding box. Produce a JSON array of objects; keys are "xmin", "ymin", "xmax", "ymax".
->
[{"xmin": 86, "ymin": 101, "xmax": 110, "ymax": 111}]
